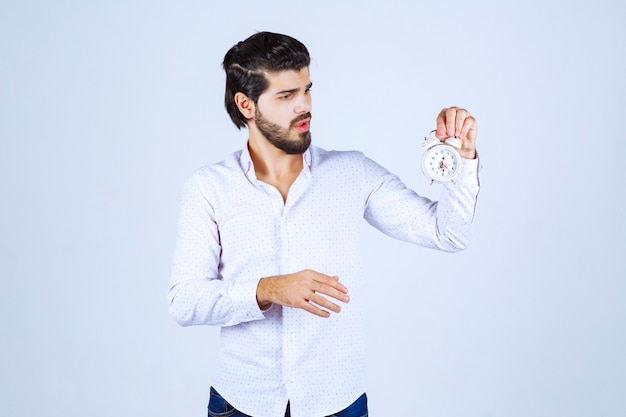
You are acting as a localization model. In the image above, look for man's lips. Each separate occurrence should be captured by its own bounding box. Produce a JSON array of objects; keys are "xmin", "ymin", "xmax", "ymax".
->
[{"xmin": 293, "ymin": 118, "xmax": 310, "ymax": 133}]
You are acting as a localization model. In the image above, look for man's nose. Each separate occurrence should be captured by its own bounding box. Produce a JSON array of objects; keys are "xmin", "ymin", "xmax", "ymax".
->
[{"xmin": 294, "ymin": 94, "xmax": 311, "ymax": 113}]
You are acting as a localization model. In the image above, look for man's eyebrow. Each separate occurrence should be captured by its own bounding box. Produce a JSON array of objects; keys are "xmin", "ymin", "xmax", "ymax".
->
[{"xmin": 275, "ymin": 82, "xmax": 313, "ymax": 95}]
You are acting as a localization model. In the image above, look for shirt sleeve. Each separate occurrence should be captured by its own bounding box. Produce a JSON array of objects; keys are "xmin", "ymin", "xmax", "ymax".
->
[
  {"xmin": 167, "ymin": 173, "xmax": 269, "ymax": 327},
  {"xmin": 362, "ymin": 154, "xmax": 481, "ymax": 252}
]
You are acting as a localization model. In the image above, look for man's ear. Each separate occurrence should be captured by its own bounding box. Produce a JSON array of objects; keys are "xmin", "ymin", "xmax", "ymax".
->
[{"xmin": 234, "ymin": 92, "xmax": 255, "ymax": 120}]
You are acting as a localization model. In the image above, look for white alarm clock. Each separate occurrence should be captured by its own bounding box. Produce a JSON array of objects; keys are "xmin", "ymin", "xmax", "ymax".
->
[{"xmin": 421, "ymin": 130, "xmax": 462, "ymax": 184}]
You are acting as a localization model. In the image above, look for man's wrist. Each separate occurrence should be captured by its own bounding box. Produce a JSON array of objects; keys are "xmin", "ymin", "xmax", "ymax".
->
[
  {"xmin": 460, "ymin": 149, "xmax": 477, "ymax": 160},
  {"xmin": 256, "ymin": 277, "xmax": 272, "ymax": 309}
]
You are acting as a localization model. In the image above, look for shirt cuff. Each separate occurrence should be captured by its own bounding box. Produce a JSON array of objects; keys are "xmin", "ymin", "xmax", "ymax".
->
[
  {"xmin": 228, "ymin": 277, "xmax": 269, "ymax": 323},
  {"xmin": 454, "ymin": 151, "xmax": 481, "ymax": 187}
]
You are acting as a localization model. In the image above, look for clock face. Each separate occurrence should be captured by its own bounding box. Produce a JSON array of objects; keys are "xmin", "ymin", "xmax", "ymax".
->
[{"xmin": 422, "ymin": 145, "xmax": 461, "ymax": 182}]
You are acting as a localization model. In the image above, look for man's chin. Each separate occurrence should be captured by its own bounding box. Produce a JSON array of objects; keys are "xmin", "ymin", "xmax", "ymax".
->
[
  {"xmin": 284, "ymin": 148, "xmax": 308, "ymax": 155},
  {"xmin": 277, "ymin": 134, "xmax": 311, "ymax": 155}
]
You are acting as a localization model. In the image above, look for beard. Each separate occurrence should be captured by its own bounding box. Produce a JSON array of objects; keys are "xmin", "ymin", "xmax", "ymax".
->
[{"xmin": 254, "ymin": 108, "xmax": 312, "ymax": 155}]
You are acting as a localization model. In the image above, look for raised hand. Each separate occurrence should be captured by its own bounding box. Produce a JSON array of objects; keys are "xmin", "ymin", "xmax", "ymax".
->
[{"xmin": 435, "ymin": 106, "xmax": 478, "ymax": 160}]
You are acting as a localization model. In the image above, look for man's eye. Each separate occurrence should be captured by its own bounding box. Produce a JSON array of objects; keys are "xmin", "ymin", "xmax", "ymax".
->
[{"xmin": 280, "ymin": 94, "xmax": 291, "ymax": 100}]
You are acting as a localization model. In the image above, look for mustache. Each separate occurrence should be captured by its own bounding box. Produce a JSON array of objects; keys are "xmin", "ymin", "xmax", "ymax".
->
[{"xmin": 290, "ymin": 112, "xmax": 312, "ymax": 128}]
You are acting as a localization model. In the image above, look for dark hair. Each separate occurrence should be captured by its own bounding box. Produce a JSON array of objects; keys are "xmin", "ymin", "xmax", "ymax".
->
[{"xmin": 222, "ymin": 32, "xmax": 311, "ymax": 129}]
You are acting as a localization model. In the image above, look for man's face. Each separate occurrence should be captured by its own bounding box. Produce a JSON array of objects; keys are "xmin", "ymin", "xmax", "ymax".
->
[{"xmin": 253, "ymin": 68, "xmax": 312, "ymax": 154}]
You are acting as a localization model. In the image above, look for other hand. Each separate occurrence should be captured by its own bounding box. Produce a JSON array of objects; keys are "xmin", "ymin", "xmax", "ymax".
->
[{"xmin": 257, "ymin": 269, "xmax": 350, "ymax": 318}]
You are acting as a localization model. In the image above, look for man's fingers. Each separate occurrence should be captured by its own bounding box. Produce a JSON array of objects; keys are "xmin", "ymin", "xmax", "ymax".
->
[
  {"xmin": 309, "ymin": 292, "xmax": 342, "ymax": 314},
  {"xmin": 318, "ymin": 285, "xmax": 350, "ymax": 303},
  {"xmin": 299, "ymin": 301, "xmax": 332, "ymax": 318},
  {"xmin": 305, "ymin": 270, "xmax": 348, "ymax": 296},
  {"xmin": 459, "ymin": 116, "xmax": 477, "ymax": 141},
  {"xmin": 454, "ymin": 108, "xmax": 470, "ymax": 137},
  {"xmin": 311, "ymin": 279, "xmax": 350, "ymax": 304},
  {"xmin": 435, "ymin": 109, "xmax": 447, "ymax": 138},
  {"xmin": 437, "ymin": 106, "xmax": 464, "ymax": 138},
  {"xmin": 436, "ymin": 106, "xmax": 478, "ymax": 144},
  {"xmin": 301, "ymin": 271, "xmax": 348, "ymax": 317},
  {"xmin": 445, "ymin": 107, "xmax": 459, "ymax": 137}
]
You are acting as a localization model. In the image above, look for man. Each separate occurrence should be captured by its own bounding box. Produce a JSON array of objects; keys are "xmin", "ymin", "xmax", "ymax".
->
[{"xmin": 169, "ymin": 31, "xmax": 480, "ymax": 417}]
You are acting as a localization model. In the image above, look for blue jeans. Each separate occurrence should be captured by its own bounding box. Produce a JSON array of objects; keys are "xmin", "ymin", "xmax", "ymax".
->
[{"xmin": 208, "ymin": 387, "xmax": 368, "ymax": 417}]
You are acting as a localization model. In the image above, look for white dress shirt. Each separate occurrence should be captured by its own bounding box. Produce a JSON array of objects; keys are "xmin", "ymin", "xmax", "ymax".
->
[{"xmin": 169, "ymin": 145, "xmax": 480, "ymax": 417}]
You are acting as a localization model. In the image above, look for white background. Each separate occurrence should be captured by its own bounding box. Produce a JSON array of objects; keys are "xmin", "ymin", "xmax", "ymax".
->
[{"xmin": 1, "ymin": 1, "xmax": 624, "ymax": 416}]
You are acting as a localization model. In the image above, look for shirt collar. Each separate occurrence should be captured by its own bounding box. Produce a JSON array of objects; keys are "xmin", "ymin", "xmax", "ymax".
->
[
  {"xmin": 239, "ymin": 143, "xmax": 256, "ymax": 181},
  {"xmin": 239, "ymin": 143, "xmax": 313, "ymax": 182}
]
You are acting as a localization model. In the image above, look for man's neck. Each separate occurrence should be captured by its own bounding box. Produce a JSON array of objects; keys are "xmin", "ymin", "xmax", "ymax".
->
[{"xmin": 247, "ymin": 131, "xmax": 304, "ymax": 201}]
